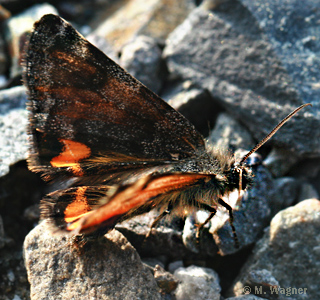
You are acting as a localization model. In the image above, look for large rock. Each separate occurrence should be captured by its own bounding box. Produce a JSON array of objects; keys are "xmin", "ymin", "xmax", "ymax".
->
[
  {"xmin": 164, "ymin": 2, "xmax": 319, "ymax": 156},
  {"xmin": 24, "ymin": 222, "xmax": 161, "ymax": 300},
  {"xmin": 232, "ymin": 199, "xmax": 320, "ymax": 299}
]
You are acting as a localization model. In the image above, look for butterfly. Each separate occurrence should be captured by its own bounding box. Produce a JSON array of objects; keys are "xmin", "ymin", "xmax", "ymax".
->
[{"xmin": 23, "ymin": 14, "xmax": 311, "ymax": 248}]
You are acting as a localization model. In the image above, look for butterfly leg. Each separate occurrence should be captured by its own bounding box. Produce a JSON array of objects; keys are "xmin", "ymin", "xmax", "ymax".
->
[
  {"xmin": 217, "ymin": 198, "xmax": 239, "ymax": 248},
  {"xmin": 196, "ymin": 200, "xmax": 239, "ymax": 248},
  {"xmin": 146, "ymin": 203, "xmax": 173, "ymax": 237},
  {"xmin": 195, "ymin": 203, "xmax": 217, "ymax": 240}
]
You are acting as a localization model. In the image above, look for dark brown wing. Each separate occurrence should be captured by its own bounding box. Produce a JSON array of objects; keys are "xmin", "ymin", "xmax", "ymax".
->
[{"xmin": 23, "ymin": 14, "xmax": 205, "ymax": 179}]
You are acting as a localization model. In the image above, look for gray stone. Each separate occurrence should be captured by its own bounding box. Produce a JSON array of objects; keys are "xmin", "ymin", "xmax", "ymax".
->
[
  {"xmin": 231, "ymin": 199, "xmax": 320, "ymax": 299},
  {"xmin": 0, "ymin": 85, "xmax": 27, "ymax": 114},
  {"xmin": 92, "ymin": 0, "xmax": 195, "ymax": 50},
  {"xmin": 271, "ymin": 177, "xmax": 299, "ymax": 215},
  {"xmin": 164, "ymin": 4, "xmax": 319, "ymax": 156},
  {"xmin": 142, "ymin": 257, "xmax": 165, "ymax": 269},
  {"xmin": 174, "ymin": 265, "xmax": 221, "ymax": 300},
  {"xmin": 241, "ymin": 0, "xmax": 320, "ymax": 111},
  {"xmin": 23, "ymin": 204, "xmax": 40, "ymax": 222},
  {"xmin": 164, "ymin": 82, "xmax": 221, "ymax": 136},
  {"xmin": 0, "ymin": 232, "xmax": 29, "ymax": 299},
  {"xmin": 167, "ymin": 260, "xmax": 184, "ymax": 274},
  {"xmin": 120, "ymin": 35, "xmax": 163, "ymax": 93},
  {"xmin": 208, "ymin": 112, "xmax": 256, "ymax": 153},
  {"xmin": 0, "ymin": 215, "xmax": 12, "ymax": 249},
  {"xmin": 116, "ymin": 210, "xmax": 194, "ymax": 260},
  {"xmin": 263, "ymin": 148, "xmax": 300, "ymax": 178},
  {"xmin": 297, "ymin": 182, "xmax": 319, "ymax": 202},
  {"xmin": 234, "ymin": 269, "xmax": 280, "ymax": 300},
  {"xmin": 0, "ymin": 86, "xmax": 28, "ymax": 177},
  {"xmin": 289, "ymin": 157, "xmax": 320, "ymax": 179},
  {"xmin": 164, "ymin": 81, "xmax": 200, "ymax": 106},
  {"xmin": 86, "ymin": 33, "xmax": 118, "ymax": 63},
  {"xmin": 24, "ymin": 221, "xmax": 161, "ymax": 300}
]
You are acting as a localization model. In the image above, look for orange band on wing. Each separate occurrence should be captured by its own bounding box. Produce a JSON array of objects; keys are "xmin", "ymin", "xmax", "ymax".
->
[
  {"xmin": 50, "ymin": 139, "xmax": 91, "ymax": 175},
  {"xmin": 66, "ymin": 173, "xmax": 209, "ymax": 233},
  {"xmin": 63, "ymin": 187, "xmax": 92, "ymax": 223},
  {"xmin": 65, "ymin": 211, "xmax": 92, "ymax": 224}
]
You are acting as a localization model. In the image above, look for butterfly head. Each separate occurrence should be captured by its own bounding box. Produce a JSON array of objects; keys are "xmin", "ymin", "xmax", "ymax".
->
[{"xmin": 228, "ymin": 160, "xmax": 254, "ymax": 193}]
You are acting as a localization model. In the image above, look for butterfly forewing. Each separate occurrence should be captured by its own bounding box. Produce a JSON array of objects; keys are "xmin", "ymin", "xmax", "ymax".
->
[{"xmin": 24, "ymin": 14, "xmax": 206, "ymax": 180}]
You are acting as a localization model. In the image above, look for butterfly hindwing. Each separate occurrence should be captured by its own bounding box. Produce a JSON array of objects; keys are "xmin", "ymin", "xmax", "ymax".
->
[
  {"xmin": 24, "ymin": 14, "xmax": 206, "ymax": 180},
  {"xmin": 42, "ymin": 173, "xmax": 212, "ymax": 235}
]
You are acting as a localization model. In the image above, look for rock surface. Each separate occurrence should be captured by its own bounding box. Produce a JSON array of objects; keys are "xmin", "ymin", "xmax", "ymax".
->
[
  {"xmin": 92, "ymin": 0, "xmax": 195, "ymax": 49},
  {"xmin": 232, "ymin": 199, "xmax": 320, "ymax": 299},
  {"xmin": 174, "ymin": 265, "xmax": 221, "ymax": 300},
  {"xmin": 0, "ymin": 86, "xmax": 28, "ymax": 177},
  {"xmin": 24, "ymin": 222, "xmax": 161, "ymax": 300},
  {"xmin": 164, "ymin": 3, "xmax": 319, "ymax": 156},
  {"xmin": 120, "ymin": 35, "xmax": 163, "ymax": 93}
]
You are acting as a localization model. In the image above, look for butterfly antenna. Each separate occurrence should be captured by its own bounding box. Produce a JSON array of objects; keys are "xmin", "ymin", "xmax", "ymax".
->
[
  {"xmin": 239, "ymin": 103, "xmax": 312, "ymax": 166},
  {"xmin": 238, "ymin": 167, "xmax": 243, "ymax": 200}
]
